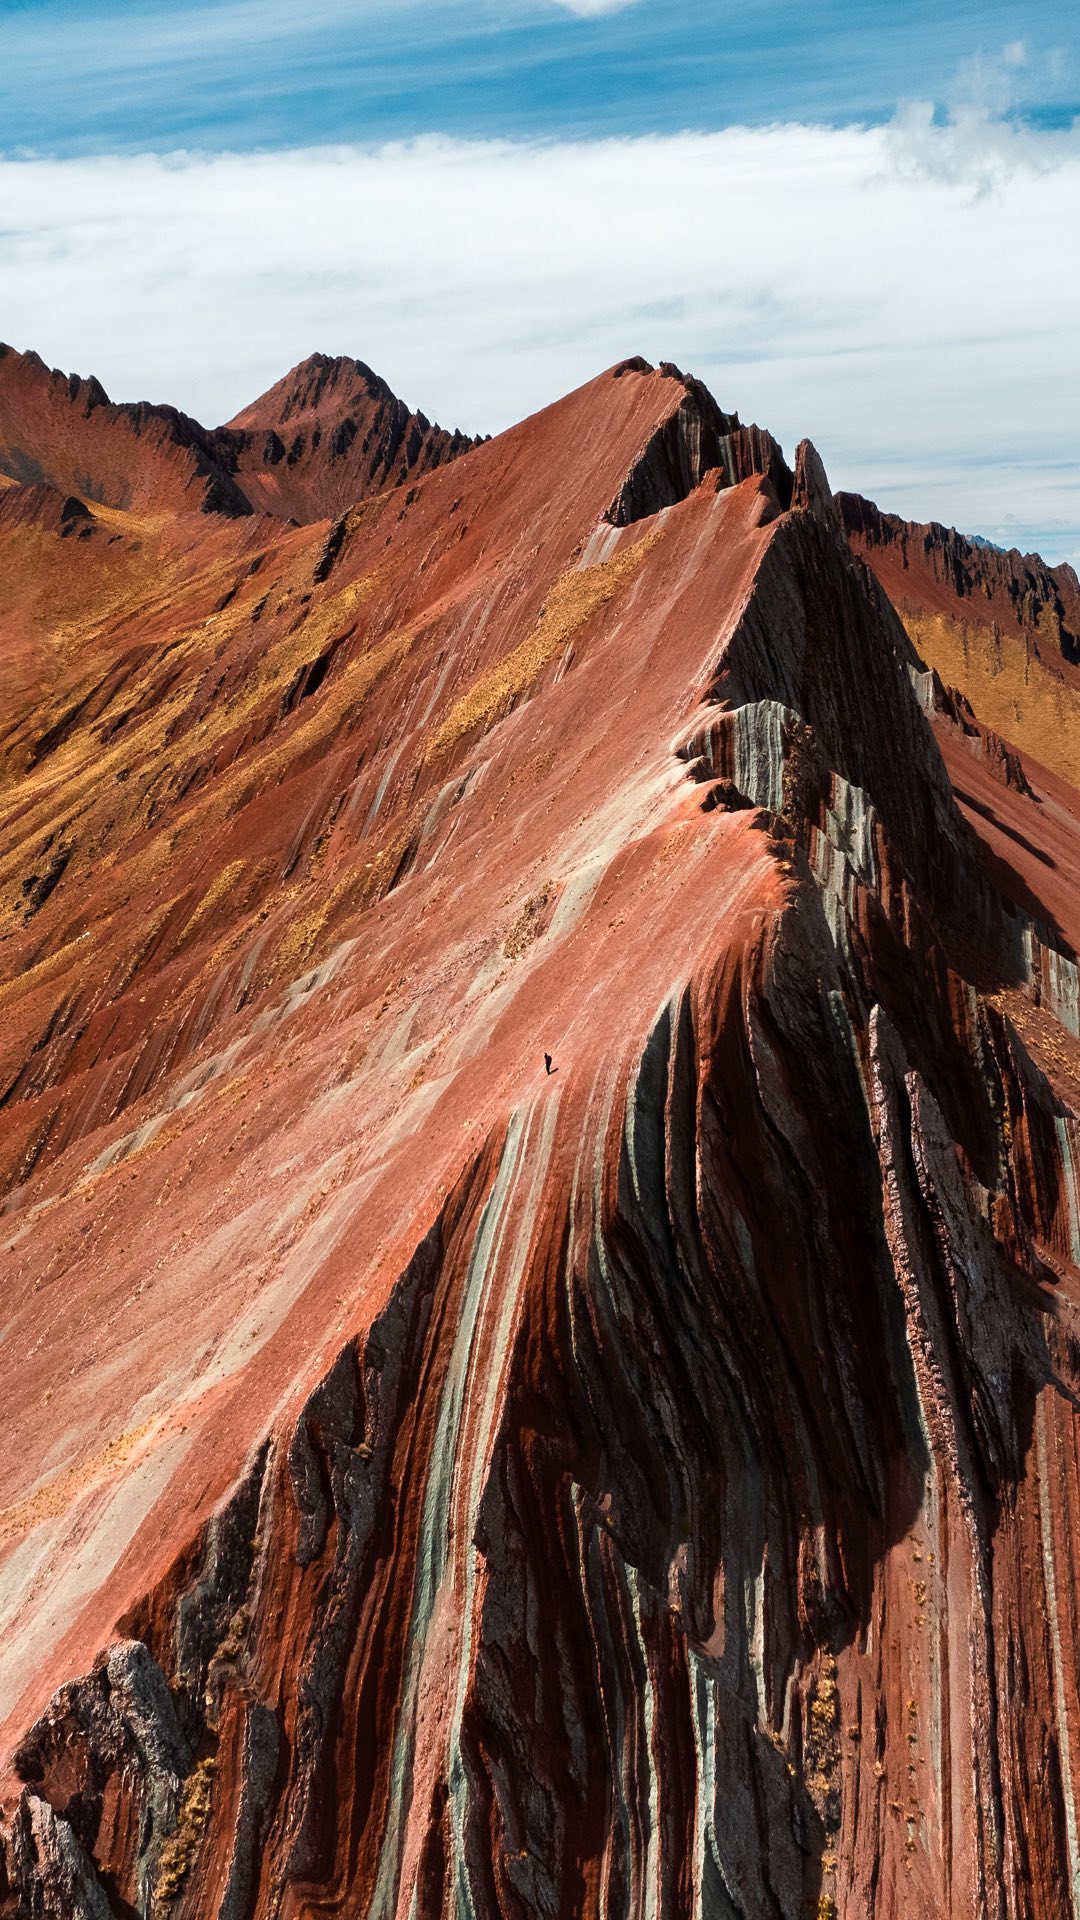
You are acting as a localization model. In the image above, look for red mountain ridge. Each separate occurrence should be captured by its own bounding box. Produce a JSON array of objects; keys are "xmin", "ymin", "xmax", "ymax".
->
[{"xmin": 1, "ymin": 347, "xmax": 1079, "ymax": 1920}]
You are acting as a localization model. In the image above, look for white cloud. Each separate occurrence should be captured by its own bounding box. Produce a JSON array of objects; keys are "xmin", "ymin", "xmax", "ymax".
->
[
  {"xmin": 882, "ymin": 96, "xmax": 1078, "ymax": 191},
  {"xmin": 1, "ymin": 121, "xmax": 1077, "ymax": 563},
  {"xmin": 945, "ymin": 36, "xmax": 1066, "ymax": 132},
  {"xmin": 547, "ymin": 0, "xmax": 638, "ymax": 14},
  {"xmin": 882, "ymin": 44, "xmax": 1077, "ymax": 212}
]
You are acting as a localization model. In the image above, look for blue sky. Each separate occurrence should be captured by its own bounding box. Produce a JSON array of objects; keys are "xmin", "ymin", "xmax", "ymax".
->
[
  {"xmin": 0, "ymin": 3, "xmax": 1077, "ymax": 562},
  {"xmin": 1, "ymin": 0, "xmax": 1075, "ymax": 152}
]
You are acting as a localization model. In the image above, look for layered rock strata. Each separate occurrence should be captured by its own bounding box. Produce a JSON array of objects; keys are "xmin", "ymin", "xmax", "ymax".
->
[
  {"xmin": 837, "ymin": 491, "xmax": 1080, "ymax": 668},
  {"xmin": 0, "ymin": 357, "xmax": 1079, "ymax": 1919}
]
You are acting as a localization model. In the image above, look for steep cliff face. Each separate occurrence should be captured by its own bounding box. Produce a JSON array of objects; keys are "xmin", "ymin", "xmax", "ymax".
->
[{"xmin": 1, "ymin": 355, "xmax": 1079, "ymax": 1920}]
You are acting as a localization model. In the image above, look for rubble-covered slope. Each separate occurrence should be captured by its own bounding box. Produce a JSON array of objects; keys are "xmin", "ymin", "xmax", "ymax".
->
[{"xmin": 1, "ymin": 358, "xmax": 1080, "ymax": 1920}]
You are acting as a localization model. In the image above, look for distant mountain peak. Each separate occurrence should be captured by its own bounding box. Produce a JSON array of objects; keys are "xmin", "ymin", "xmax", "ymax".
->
[
  {"xmin": 224, "ymin": 352, "xmax": 401, "ymax": 432},
  {"xmin": 218, "ymin": 350, "xmax": 480, "ymax": 518},
  {"xmin": 0, "ymin": 342, "xmax": 480, "ymax": 527}
]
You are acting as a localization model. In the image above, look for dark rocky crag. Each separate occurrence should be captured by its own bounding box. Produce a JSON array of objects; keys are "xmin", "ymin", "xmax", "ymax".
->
[{"xmin": 220, "ymin": 353, "xmax": 482, "ymax": 523}]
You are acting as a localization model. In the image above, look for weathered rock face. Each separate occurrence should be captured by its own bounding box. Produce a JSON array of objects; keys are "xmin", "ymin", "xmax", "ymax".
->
[{"xmin": 1, "ymin": 352, "xmax": 1079, "ymax": 1920}]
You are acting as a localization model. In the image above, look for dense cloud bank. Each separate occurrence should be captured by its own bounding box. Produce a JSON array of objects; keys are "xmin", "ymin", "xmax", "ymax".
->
[{"xmin": 2, "ymin": 118, "xmax": 1077, "ymax": 558}]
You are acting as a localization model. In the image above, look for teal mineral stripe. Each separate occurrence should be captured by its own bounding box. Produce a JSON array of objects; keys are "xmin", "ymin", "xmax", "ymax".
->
[
  {"xmin": 1035, "ymin": 1393, "xmax": 1080, "ymax": 1917},
  {"xmin": 447, "ymin": 1091, "xmax": 562, "ymax": 1919},
  {"xmin": 626, "ymin": 1565, "xmax": 661, "ymax": 1920},
  {"xmin": 367, "ymin": 1106, "xmax": 532, "ymax": 1920},
  {"xmin": 1057, "ymin": 1116, "xmax": 1080, "ymax": 1268}
]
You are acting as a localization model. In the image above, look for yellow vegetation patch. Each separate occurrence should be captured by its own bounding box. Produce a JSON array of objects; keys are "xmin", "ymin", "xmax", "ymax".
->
[
  {"xmin": 0, "ymin": 922, "xmax": 93, "ymax": 1011},
  {"xmin": 173, "ymin": 855, "xmax": 279, "ymax": 963},
  {"xmin": 153, "ymin": 1755, "xmax": 217, "ymax": 1905},
  {"xmin": 120, "ymin": 830, "xmax": 177, "ymax": 893},
  {"xmin": 267, "ymin": 875, "xmax": 353, "ymax": 985},
  {"xmin": 214, "ymin": 1603, "xmax": 250, "ymax": 1665},
  {"xmin": 0, "ymin": 1420, "xmax": 157, "ymax": 1543},
  {"xmin": 0, "ymin": 565, "xmax": 386, "ymax": 868},
  {"xmin": 428, "ymin": 526, "xmax": 664, "ymax": 761},
  {"xmin": 291, "ymin": 564, "xmax": 386, "ymax": 651},
  {"xmin": 504, "ymin": 880, "xmax": 557, "ymax": 960},
  {"xmin": 193, "ymin": 566, "xmax": 389, "ymax": 744},
  {"xmin": 904, "ymin": 612, "xmax": 1080, "ymax": 787},
  {"xmin": 202, "ymin": 619, "xmax": 417, "ymax": 824},
  {"xmin": 805, "ymin": 1653, "xmax": 841, "ymax": 1834},
  {"xmin": 179, "ymin": 858, "xmax": 248, "ymax": 944},
  {"xmin": 262, "ymin": 809, "xmax": 421, "ymax": 990}
]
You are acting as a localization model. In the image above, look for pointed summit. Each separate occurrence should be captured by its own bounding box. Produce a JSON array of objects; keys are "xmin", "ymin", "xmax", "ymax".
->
[
  {"xmin": 0, "ymin": 344, "xmax": 480, "ymax": 529},
  {"xmin": 220, "ymin": 352, "xmax": 481, "ymax": 521},
  {"xmin": 225, "ymin": 352, "xmax": 402, "ymax": 430}
]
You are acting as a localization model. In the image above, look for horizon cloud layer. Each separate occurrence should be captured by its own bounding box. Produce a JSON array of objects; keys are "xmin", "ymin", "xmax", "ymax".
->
[{"xmin": 1, "ymin": 118, "xmax": 1078, "ymax": 564}]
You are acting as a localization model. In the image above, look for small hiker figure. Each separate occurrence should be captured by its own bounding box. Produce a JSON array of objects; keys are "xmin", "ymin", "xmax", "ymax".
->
[{"xmin": 544, "ymin": 1052, "xmax": 555, "ymax": 1075}]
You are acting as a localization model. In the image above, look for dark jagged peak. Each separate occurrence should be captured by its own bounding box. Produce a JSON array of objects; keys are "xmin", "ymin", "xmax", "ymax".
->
[
  {"xmin": 216, "ymin": 351, "xmax": 482, "ymax": 522},
  {"xmin": 791, "ymin": 437, "xmax": 836, "ymax": 525},
  {"xmin": 603, "ymin": 358, "xmax": 794, "ymax": 525},
  {"xmin": 0, "ymin": 342, "xmax": 252, "ymax": 519}
]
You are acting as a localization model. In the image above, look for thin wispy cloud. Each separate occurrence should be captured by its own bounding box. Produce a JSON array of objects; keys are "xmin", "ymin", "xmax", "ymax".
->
[
  {"xmin": 547, "ymin": 0, "xmax": 639, "ymax": 14},
  {"xmin": 885, "ymin": 42, "xmax": 1079, "ymax": 193},
  {"xmin": 884, "ymin": 98, "xmax": 1079, "ymax": 191},
  {"xmin": 955, "ymin": 38, "xmax": 1030, "ymax": 110},
  {"xmin": 1, "ymin": 114, "xmax": 1077, "ymax": 562},
  {"xmin": 0, "ymin": 1, "xmax": 1075, "ymax": 155}
]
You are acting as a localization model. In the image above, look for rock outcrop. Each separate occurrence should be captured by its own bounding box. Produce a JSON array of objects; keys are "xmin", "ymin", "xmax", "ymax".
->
[{"xmin": 1, "ymin": 354, "xmax": 1079, "ymax": 1919}]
